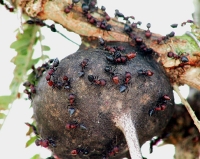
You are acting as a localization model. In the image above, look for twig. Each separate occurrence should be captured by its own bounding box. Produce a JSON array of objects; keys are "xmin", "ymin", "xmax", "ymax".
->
[{"xmin": 173, "ymin": 84, "xmax": 200, "ymax": 132}]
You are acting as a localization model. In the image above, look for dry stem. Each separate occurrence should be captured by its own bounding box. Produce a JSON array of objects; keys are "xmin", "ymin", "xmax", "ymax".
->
[{"xmin": 173, "ymin": 84, "xmax": 200, "ymax": 132}]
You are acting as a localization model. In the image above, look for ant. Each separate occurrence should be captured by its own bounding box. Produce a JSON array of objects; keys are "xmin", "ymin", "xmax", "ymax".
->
[
  {"xmin": 78, "ymin": 59, "xmax": 89, "ymax": 77},
  {"xmin": 119, "ymin": 72, "xmax": 132, "ymax": 93},
  {"xmin": 35, "ymin": 138, "xmax": 49, "ymax": 148},
  {"xmin": 104, "ymin": 66, "xmax": 120, "ymax": 85},
  {"xmin": 64, "ymin": 0, "xmax": 80, "ymax": 14},
  {"xmin": 137, "ymin": 69, "xmax": 154, "ymax": 76},
  {"xmin": 149, "ymin": 95, "xmax": 171, "ymax": 116},
  {"xmin": 23, "ymin": 89, "xmax": 32, "ymax": 100},
  {"xmin": 88, "ymin": 75, "xmax": 106, "ymax": 86},
  {"xmin": 145, "ymin": 23, "xmax": 152, "ymax": 38},
  {"xmin": 63, "ymin": 75, "xmax": 71, "ymax": 90},
  {"xmin": 25, "ymin": 122, "xmax": 39, "ymax": 136},
  {"xmin": 68, "ymin": 93, "xmax": 76, "ymax": 106},
  {"xmin": 106, "ymin": 52, "xmax": 128, "ymax": 65},
  {"xmin": 167, "ymin": 51, "xmax": 189, "ymax": 63},
  {"xmin": 65, "ymin": 122, "xmax": 78, "ymax": 130},
  {"xmin": 126, "ymin": 52, "xmax": 137, "ymax": 60},
  {"xmin": 67, "ymin": 93, "xmax": 76, "ymax": 116},
  {"xmin": 170, "ymin": 23, "xmax": 178, "ymax": 28}
]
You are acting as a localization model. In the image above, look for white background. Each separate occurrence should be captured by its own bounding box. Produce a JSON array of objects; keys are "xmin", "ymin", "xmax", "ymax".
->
[{"xmin": 0, "ymin": 0, "xmax": 193, "ymax": 158}]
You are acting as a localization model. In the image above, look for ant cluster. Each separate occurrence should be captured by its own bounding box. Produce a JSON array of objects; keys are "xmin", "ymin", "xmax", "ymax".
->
[
  {"xmin": 64, "ymin": 0, "xmax": 113, "ymax": 31},
  {"xmin": 25, "ymin": 122, "xmax": 56, "ymax": 149},
  {"xmin": 149, "ymin": 95, "xmax": 171, "ymax": 116}
]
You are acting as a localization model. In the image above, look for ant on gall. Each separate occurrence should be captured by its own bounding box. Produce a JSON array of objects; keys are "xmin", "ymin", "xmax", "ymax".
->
[
  {"xmin": 104, "ymin": 66, "xmax": 120, "ymax": 84},
  {"xmin": 88, "ymin": 75, "xmax": 106, "ymax": 86},
  {"xmin": 119, "ymin": 71, "xmax": 132, "ymax": 93},
  {"xmin": 137, "ymin": 70, "xmax": 154, "ymax": 76},
  {"xmin": 68, "ymin": 94, "xmax": 76, "ymax": 106},
  {"xmin": 65, "ymin": 122, "xmax": 78, "ymax": 130},
  {"xmin": 149, "ymin": 94, "xmax": 171, "ymax": 116},
  {"xmin": 25, "ymin": 122, "xmax": 39, "ymax": 136},
  {"xmin": 35, "ymin": 138, "xmax": 49, "ymax": 148}
]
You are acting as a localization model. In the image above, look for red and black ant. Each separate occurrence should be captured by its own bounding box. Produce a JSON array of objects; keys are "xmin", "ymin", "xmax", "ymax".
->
[
  {"xmin": 149, "ymin": 95, "xmax": 171, "ymax": 116},
  {"xmin": 167, "ymin": 51, "xmax": 189, "ymax": 63},
  {"xmin": 35, "ymin": 138, "xmax": 49, "ymax": 148},
  {"xmin": 62, "ymin": 75, "xmax": 71, "ymax": 90},
  {"xmin": 137, "ymin": 69, "xmax": 154, "ymax": 77},
  {"xmin": 104, "ymin": 66, "xmax": 120, "ymax": 84},
  {"xmin": 35, "ymin": 137, "xmax": 56, "ymax": 148},
  {"xmin": 25, "ymin": 122, "xmax": 39, "ymax": 136},
  {"xmin": 119, "ymin": 71, "xmax": 132, "ymax": 93},
  {"xmin": 65, "ymin": 122, "xmax": 78, "ymax": 130},
  {"xmin": 64, "ymin": 0, "xmax": 80, "ymax": 14},
  {"xmin": 68, "ymin": 93, "xmax": 76, "ymax": 106},
  {"xmin": 88, "ymin": 75, "xmax": 106, "ymax": 86},
  {"xmin": 23, "ymin": 89, "xmax": 32, "ymax": 100},
  {"xmin": 78, "ymin": 59, "xmax": 89, "ymax": 77},
  {"xmin": 145, "ymin": 23, "xmax": 152, "ymax": 38}
]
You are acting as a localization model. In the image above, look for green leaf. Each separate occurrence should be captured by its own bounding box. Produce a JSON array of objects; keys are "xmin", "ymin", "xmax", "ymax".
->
[
  {"xmin": 30, "ymin": 154, "xmax": 40, "ymax": 159},
  {"xmin": 26, "ymin": 136, "xmax": 37, "ymax": 147},
  {"xmin": 0, "ymin": 113, "xmax": 6, "ymax": 119},
  {"xmin": 0, "ymin": 95, "xmax": 14, "ymax": 110},
  {"xmin": 10, "ymin": 38, "xmax": 31, "ymax": 50},
  {"xmin": 42, "ymin": 45, "xmax": 50, "ymax": 51}
]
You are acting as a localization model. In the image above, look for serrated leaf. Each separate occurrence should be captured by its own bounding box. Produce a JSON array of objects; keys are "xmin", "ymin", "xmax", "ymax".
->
[
  {"xmin": 26, "ymin": 136, "xmax": 37, "ymax": 147},
  {"xmin": 42, "ymin": 45, "xmax": 50, "ymax": 51},
  {"xmin": 0, "ymin": 95, "xmax": 14, "ymax": 110},
  {"xmin": 30, "ymin": 154, "xmax": 40, "ymax": 159}
]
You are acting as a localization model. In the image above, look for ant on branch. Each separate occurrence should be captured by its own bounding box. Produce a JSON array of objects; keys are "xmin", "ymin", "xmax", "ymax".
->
[{"xmin": 167, "ymin": 51, "xmax": 189, "ymax": 63}]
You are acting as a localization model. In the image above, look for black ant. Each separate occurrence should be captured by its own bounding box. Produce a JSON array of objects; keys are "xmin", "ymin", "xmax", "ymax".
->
[
  {"xmin": 88, "ymin": 75, "xmax": 106, "ymax": 86},
  {"xmin": 170, "ymin": 23, "xmax": 178, "ymax": 28}
]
